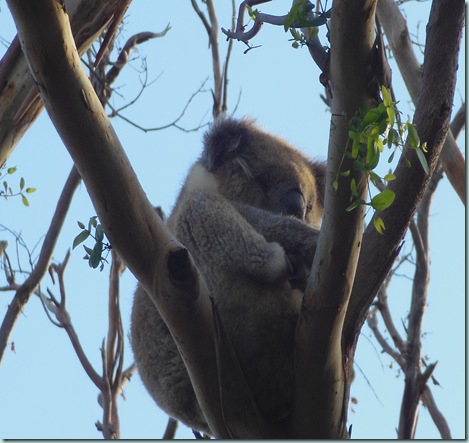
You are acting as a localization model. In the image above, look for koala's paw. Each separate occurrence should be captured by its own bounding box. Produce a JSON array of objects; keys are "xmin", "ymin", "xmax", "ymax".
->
[{"xmin": 285, "ymin": 251, "xmax": 312, "ymax": 291}]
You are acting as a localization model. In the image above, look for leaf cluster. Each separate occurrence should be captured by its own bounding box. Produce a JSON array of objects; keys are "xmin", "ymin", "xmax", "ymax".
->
[
  {"xmin": 287, "ymin": 1, "xmax": 331, "ymax": 49},
  {"xmin": 73, "ymin": 216, "xmax": 111, "ymax": 271},
  {"xmin": 336, "ymin": 86, "xmax": 428, "ymax": 234},
  {"xmin": 0, "ymin": 166, "xmax": 36, "ymax": 206}
]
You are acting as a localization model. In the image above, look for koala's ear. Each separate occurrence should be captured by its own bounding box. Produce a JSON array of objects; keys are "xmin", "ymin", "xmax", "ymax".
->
[
  {"xmin": 201, "ymin": 118, "xmax": 253, "ymax": 171},
  {"xmin": 311, "ymin": 160, "xmax": 327, "ymax": 206}
]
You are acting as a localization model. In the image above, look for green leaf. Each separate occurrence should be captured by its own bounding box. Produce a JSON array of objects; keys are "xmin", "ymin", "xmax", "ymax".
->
[
  {"xmin": 407, "ymin": 123, "xmax": 420, "ymax": 148},
  {"xmin": 381, "ymin": 86, "xmax": 391, "ymax": 106},
  {"xmin": 369, "ymin": 171, "xmax": 382, "ymax": 187},
  {"xmin": 371, "ymin": 189, "xmax": 395, "ymax": 211},
  {"xmin": 89, "ymin": 241, "xmax": 103, "ymax": 268},
  {"xmin": 19, "ymin": 177, "xmax": 25, "ymax": 190},
  {"xmin": 351, "ymin": 139, "xmax": 360, "ymax": 159},
  {"xmin": 21, "ymin": 195, "xmax": 29, "ymax": 207},
  {"xmin": 374, "ymin": 217, "xmax": 386, "ymax": 234},
  {"xmin": 7, "ymin": 167, "xmax": 17, "ymax": 175},
  {"xmin": 350, "ymin": 178, "xmax": 358, "ymax": 196},
  {"xmin": 89, "ymin": 216, "xmax": 98, "ymax": 229},
  {"xmin": 73, "ymin": 230, "xmax": 90, "ymax": 249},
  {"xmin": 346, "ymin": 198, "xmax": 366, "ymax": 212},
  {"xmin": 416, "ymin": 147, "xmax": 429, "ymax": 174},
  {"xmin": 363, "ymin": 107, "xmax": 382, "ymax": 124},
  {"xmin": 386, "ymin": 106, "xmax": 395, "ymax": 128},
  {"xmin": 77, "ymin": 221, "xmax": 85, "ymax": 229},
  {"xmin": 95, "ymin": 224, "xmax": 104, "ymax": 242},
  {"xmin": 333, "ymin": 179, "xmax": 339, "ymax": 191},
  {"xmin": 25, "ymin": 187, "xmax": 36, "ymax": 194},
  {"xmin": 366, "ymin": 139, "xmax": 380, "ymax": 170},
  {"xmin": 384, "ymin": 173, "xmax": 396, "ymax": 182}
]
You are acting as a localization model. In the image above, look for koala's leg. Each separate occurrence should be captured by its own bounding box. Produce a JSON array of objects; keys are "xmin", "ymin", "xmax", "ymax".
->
[
  {"xmin": 131, "ymin": 286, "xmax": 211, "ymax": 435},
  {"xmin": 170, "ymin": 191, "xmax": 289, "ymax": 284}
]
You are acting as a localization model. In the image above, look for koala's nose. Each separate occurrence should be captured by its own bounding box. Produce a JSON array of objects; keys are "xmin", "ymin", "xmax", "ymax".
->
[{"xmin": 279, "ymin": 189, "xmax": 306, "ymax": 220}]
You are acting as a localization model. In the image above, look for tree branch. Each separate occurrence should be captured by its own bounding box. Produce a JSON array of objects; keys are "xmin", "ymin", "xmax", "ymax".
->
[
  {"xmin": 291, "ymin": 0, "xmax": 377, "ymax": 437},
  {"xmin": 377, "ymin": 0, "xmax": 465, "ymax": 204},
  {"xmin": 0, "ymin": 0, "xmax": 129, "ymax": 168},
  {"xmin": 6, "ymin": 1, "xmax": 230, "ymax": 437},
  {"xmin": 0, "ymin": 166, "xmax": 80, "ymax": 367},
  {"xmin": 344, "ymin": 0, "xmax": 465, "ymax": 355}
]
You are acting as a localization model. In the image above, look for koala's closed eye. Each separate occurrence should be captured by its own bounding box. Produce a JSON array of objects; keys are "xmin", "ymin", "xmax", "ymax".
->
[{"xmin": 279, "ymin": 188, "xmax": 306, "ymax": 220}]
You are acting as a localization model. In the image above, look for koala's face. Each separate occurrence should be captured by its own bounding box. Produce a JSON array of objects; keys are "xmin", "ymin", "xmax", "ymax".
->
[{"xmin": 200, "ymin": 118, "xmax": 326, "ymax": 228}]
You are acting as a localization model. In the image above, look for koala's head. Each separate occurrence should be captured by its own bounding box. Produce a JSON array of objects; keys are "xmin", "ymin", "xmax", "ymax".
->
[{"xmin": 199, "ymin": 118, "xmax": 326, "ymax": 228}]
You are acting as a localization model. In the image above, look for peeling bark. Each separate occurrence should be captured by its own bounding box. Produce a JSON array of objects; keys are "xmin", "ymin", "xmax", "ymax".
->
[{"xmin": 0, "ymin": 0, "xmax": 130, "ymax": 168}]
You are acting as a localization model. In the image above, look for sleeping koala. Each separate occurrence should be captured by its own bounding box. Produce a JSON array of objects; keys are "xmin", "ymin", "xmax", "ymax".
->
[{"xmin": 131, "ymin": 118, "xmax": 326, "ymax": 435}]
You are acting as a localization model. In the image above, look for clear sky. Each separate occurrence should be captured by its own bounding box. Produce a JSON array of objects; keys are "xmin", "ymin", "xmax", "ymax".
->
[{"xmin": 0, "ymin": 1, "xmax": 465, "ymax": 439}]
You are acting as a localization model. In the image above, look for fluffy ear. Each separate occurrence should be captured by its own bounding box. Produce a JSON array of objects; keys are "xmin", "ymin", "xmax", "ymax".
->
[
  {"xmin": 311, "ymin": 160, "xmax": 327, "ymax": 207},
  {"xmin": 201, "ymin": 118, "xmax": 255, "ymax": 171}
]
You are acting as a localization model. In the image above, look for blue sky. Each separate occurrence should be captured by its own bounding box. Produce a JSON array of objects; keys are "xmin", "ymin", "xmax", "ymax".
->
[{"xmin": 0, "ymin": 1, "xmax": 465, "ymax": 439}]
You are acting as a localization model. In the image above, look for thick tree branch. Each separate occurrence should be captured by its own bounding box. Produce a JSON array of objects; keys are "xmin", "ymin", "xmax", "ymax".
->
[
  {"xmin": 344, "ymin": 0, "xmax": 464, "ymax": 355},
  {"xmin": 377, "ymin": 0, "xmax": 465, "ymax": 204},
  {"xmin": 7, "ymin": 1, "xmax": 230, "ymax": 437},
  {"xmin": 291, "ymin": 1, "xmax": 377, "ymax": 438}
]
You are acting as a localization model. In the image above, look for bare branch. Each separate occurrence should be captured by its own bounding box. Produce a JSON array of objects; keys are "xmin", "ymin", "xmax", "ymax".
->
[
  {"xmin": 367, "ymin": 309, "xmax": 405, "ymax": 369},
  {"xmin": 110, "ymin": 78, "xmax": 210, "ymax": 133},
  {"xmin": 421, "ymin": 385, "xmax": 452, "ymax": 439},
  {"xmin": 221, "ymin": 0, "xmax": 272, "ymax": 43},
  {"xmin": 93, "ymin": 0, "xmax": 132, "ymax": 68},
  {"xmin": 46, "ymin": 253, "xmax": 105, "ymax": 391},
  {"xmin": 449, "ymin": 102, "xmax": 465, "ymax": 140},
  {"xmin": 0, "ymin": 166, "xmax": 80, "ymax": 367},
  {"xmin": 191, "ymin": 0, "xmax": 226, "ymax": 118},
  {"xmin": 105, "ymin": 26, "xmax": 171, "ymax": 87},
  {"xmin": 376, "ymin": 283, "xmax": 406, "ymax": 354},
  {"xmin": 162, "ymin": 417, "xmax": 178, "ymax": 439}
]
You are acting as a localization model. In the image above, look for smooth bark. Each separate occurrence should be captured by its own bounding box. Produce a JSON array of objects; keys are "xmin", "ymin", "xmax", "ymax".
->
[
  {"xmin": 291, "ymin": 0, "xmax": 376, "ymax": 437},
  {"xmin": 6, "ymin": 1, "xmax": 231, "ymax": 437}
]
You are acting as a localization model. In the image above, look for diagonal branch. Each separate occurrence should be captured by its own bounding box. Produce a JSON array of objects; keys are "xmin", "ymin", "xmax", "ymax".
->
[
  {"xmin": 0, "ymin": 166, "xmax": 81, "ymax": 367},
  {"xmin": 377, "ymin": 0, "xmax": 465, "ymax": 204},
  {"xmin": 344, "ymin": 0, "xmax": 465, "ymax": 357},
  {"xmin": 6, "ymin": 1, "xmax": 230, "ymax": 437}
]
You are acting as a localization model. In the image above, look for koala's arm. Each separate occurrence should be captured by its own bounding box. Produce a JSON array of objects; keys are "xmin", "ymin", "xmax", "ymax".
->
[
  {"xmin": 233, "ymin": 202, "xmax": 320, "ymax": 289},
  {"xmin": 233, "ymin": 202, "xmax": 319, "ymax": 260},
  {"xmin": 171, "ymin": 191, "xmax": 290, "ymax": 284}
]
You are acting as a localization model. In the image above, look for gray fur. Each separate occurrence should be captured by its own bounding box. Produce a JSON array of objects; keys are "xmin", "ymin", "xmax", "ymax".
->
[{"xmin": 131, "ymin": 118, "xmax": 326, "ymax": 435}]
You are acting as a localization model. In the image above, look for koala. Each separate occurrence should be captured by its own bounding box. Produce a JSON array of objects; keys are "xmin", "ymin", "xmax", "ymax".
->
[{"xmin": 131, "ymin": 118, "xmax": 326, "ymax": 435}]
